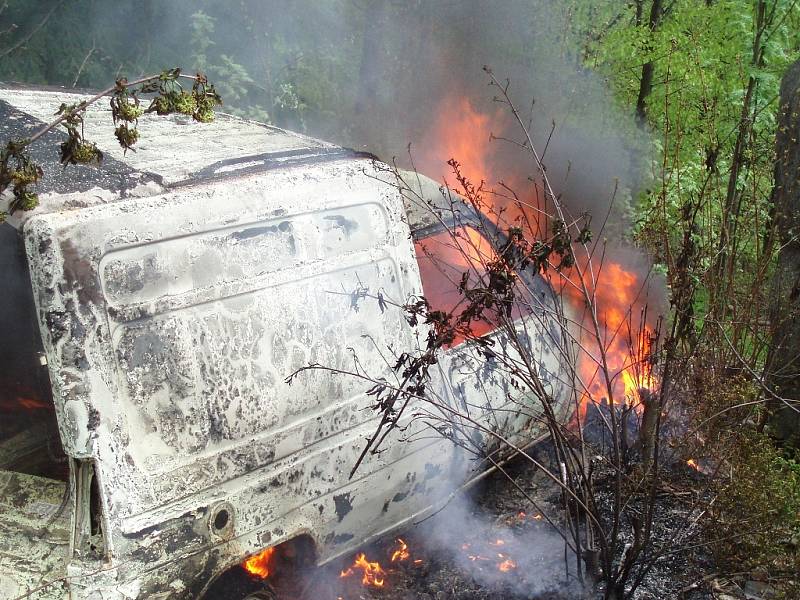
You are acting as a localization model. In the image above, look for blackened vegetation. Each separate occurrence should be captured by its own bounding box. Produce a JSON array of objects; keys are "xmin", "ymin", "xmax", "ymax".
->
[{"xmin": 229, "ymin": 450, "xmax": 716, "ymax": 600}]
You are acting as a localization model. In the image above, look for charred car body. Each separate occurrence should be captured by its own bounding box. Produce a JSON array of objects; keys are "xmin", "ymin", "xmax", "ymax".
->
[{"xmin": 0, "ymin": 87, "xmax": 572, "ymax": 599}]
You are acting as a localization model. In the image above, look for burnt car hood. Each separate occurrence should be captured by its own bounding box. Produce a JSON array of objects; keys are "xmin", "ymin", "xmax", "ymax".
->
[{"xmin": 0, "ymin": 471, "xmax": 69, "ymax": 600}]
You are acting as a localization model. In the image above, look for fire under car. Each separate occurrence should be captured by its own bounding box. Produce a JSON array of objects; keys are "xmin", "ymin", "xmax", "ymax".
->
[{"xmin": 0, "ymin": 86, "xmax": 573, "ymax": 600}]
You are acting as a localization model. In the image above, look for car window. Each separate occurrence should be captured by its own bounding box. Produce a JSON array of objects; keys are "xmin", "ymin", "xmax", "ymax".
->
[{"xmin": 414, "ymin": 225, "xmax": 532, "ymax": 347}]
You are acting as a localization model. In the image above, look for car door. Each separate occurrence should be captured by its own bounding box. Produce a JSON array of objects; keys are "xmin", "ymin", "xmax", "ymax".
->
[
  {"xmin": 24, "ymin": 158, "xmax": 469, "ymax": 589},
  {"xmin": 413, "ymin": 221, "xmax": 573, "ymax": 459}
]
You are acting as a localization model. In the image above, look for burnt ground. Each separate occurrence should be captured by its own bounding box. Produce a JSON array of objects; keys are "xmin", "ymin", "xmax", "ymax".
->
[{"xmin": 215, "ymin": 442, "xmax": 727, "ymax": 600}]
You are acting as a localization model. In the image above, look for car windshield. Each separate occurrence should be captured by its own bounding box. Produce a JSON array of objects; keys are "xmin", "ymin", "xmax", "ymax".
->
[{"xmin": 0, "ymin": 224, "xmax": 68, "ymax": 481}]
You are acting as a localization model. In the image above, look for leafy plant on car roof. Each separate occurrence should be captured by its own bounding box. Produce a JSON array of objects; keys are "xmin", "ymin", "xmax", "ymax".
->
[{"xmin": 0, "ymin": 68, "xmax": 222, "ymax": 223}]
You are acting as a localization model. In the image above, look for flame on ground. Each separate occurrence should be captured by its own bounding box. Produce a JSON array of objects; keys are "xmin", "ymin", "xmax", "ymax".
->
[
  {"xmin": 338, "ymin": 535, "xmax": 527, "ymax": 590},
  {"xmin": 339, "ymin": 553, "xmax": 386, "ymax": 587},
  {"xmin": 391, "ymin": 538, "xmax": 410, "ymax": 562},
  {"xmin": 242, "ymin": 547, "xmax": 276, "ymax": 579},
  {"xmin": 339, "ymin": 539, "xmax": 418, "ymax": 590},
  {"xmin": 498, "ymin": 556, "xmax": 517, "ymax": 572},
  {"xmin": 461, "ymin": 539, "xmax": 520, "ymax": 573}
]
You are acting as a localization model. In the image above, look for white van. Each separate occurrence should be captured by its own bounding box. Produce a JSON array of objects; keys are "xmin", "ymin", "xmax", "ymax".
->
[{"xmin": 0, "ymin": 87, "xmax": 572, "ymax": 600}]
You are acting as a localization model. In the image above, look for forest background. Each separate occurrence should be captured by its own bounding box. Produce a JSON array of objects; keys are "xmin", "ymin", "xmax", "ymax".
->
[{"xmin": 2, "ymin": 0, "xmax": 800, "ymax": 596}]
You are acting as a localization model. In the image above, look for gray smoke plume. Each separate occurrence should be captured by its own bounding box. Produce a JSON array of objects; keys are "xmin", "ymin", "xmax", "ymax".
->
[
  {"xmin": 415, "ymin": 491, "xmax": 581, "ymax": 597},
  {"xmin": 70, "ymin": 0, "xmax": 648, "ymax": 226}
]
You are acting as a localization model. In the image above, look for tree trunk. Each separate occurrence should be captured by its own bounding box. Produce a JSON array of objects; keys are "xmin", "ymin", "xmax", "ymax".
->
[
  {"xmin": 766, "ymin": 59, "xmax": 800, "ymax": 445},
  {"xmin": 634, "ymin": 0, "xmax": 663, "ymax": 125},
  {"xmin": 710, "ymin": 0, "xmax": 767, "ymax": 324}
]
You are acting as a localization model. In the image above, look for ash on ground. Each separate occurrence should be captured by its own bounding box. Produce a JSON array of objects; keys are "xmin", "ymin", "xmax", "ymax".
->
[{"xmin": 226, "ymin": 441, "xmax": 722, "ymax": 600}]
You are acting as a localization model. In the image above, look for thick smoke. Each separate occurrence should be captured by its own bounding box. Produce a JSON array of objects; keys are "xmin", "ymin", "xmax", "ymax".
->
[
  {"xmin": 77, "ymin": 1, "xmax": 647, "ymax": 227},
  {"xmin": 348, "ymin": 1, "xmax": 647, "ymax": 221},
  {"xmin": 414, "ymin": 491, "xmax": 580, "ymax": 597}
]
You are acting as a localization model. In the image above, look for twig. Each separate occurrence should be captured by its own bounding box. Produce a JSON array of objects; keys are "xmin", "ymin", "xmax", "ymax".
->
[
  {"xmin": 716, "ymin": 321, "xmax": 799, "ymax": 413},
  {"xmin": 25, "ymin": 72, "xmax": 202, "ymax": 147},
  {"xmin": 0, "ymin": 0, "xmax": 65, "ymax": 59},
  {"xmin": 72, "ymin": 37, "xmax": 97, "ymax": 88}
]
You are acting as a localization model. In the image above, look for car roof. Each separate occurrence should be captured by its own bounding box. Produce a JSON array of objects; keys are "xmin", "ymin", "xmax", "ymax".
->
[
  {"xmin": 0, "ymin": 85, "xmax": 369, "ymax": 225},
  {"xmin": 0, "ymin": 86, "xmax": 470, "ymax": 238},
  {"xmin": 395, "ymin": 168, "xmax": 482, "ymax": 238}
]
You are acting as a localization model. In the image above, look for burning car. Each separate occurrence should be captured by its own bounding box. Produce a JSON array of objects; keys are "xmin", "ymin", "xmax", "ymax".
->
[{"xmin": 0, "ymin": 87, "xmax": 572, "ymax": 600}]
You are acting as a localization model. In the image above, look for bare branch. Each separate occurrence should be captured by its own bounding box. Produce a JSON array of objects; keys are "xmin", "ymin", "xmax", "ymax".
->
[{"xmin": 0, "ymin": 0, "xmax": 65, "ymax": 60}]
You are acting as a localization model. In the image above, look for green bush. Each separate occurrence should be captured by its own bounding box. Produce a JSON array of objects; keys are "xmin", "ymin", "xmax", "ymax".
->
[{"xmin": 711, "ymin": 431, "xmax": 800, "ymax": 596}]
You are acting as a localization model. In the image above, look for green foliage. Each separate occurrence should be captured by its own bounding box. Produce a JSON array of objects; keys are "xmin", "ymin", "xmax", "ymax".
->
[
  {"xmin": 711, "ymin": 432, "xmax": 800, "ymax": 595},
  {"xmin": 214, "ymin": 55, "xmax": 254, "ymax": 106},
  {"xmin": 56, "ymin": 102, "xmax": 104, "ymax": 166},
  {"xmin": 0, "ymin": 141, "xmax": 42, "ymax": 220},
  {"xmin": 573, "ymin": 2, "xmax": 800, "ymax": 588},
  {"xmin": 189, "ymin": 10, "xmax": 215, "ymax": 72},
  {"xmin": 581, "ymin": 0, "xmax": 800, "ymax": 359},
  {"xmin": 685, "ymin": 371, "xmax": 800, "ymax": 595},
  {"xmin": 186, "ymin": 11, "xmax": 267, "ymax": 122},
  {"xmin": 0, "ymin": 1, "xmax": 362, "ymax": 139}
]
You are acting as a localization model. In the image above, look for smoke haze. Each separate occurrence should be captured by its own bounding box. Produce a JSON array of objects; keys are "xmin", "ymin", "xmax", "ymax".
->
[
  {"xmin": 0, "ymin": 4, "xmax": 662, "ymax": 593},
  {"xmin": 0, "ymin": 1, "xmax": 648, "ymax": 225}
]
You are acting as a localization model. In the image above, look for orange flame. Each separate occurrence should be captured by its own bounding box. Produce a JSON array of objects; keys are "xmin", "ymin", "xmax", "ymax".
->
[
  {"xmin": 242, "ymin": 547, "xmax": 276, "ymax": 579},
  {"xmin": 687, "ymin": 458, "xmax": 699, "ymax": 470},
  {"xmin": 16, "ymin": 396, "xmax": 49, "ymax": 410},
  {"xmin": 339, "ymin": 539, "xmax": 417, "ymax": 589},
  {"xmin": 420, "ymin": 96, "xmax": 496, "ymax": 190},
  {"xmin": 0, "ymin": 380, "xmax": 51, "ymax": 412},
  {"xmin": 391, "ymin": 538, "xmax": 410, "ymax": 562},
  {"xmin": 462, "ymin": 539, "xmax": 519, "ymax": 573},
  {"xmin": 498, "ymin": 556, "xmax": 517, "ymax": 572},
  {"xmin": 417, "ymin": 93, "xmax": 660, "ymax": 422},
  {"xmin": 563, "ymin": 261, "xmax": 659, "ymax": 420},
  {"xmin": 468, "ymin": 554, "xmax": 491, "ymax": 562},
  {"xmin": 339, "ymin": 553, "xmax": 386, "ymax": 587},
  {"xmin": 419, "ymin": 95, "xmax": 537, "ymax": 230}
]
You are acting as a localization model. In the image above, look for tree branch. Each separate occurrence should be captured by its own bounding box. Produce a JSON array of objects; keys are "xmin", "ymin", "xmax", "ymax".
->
[{"xmin": 0, "ymin": 0, "xmax": 65, "ymax": 60}]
